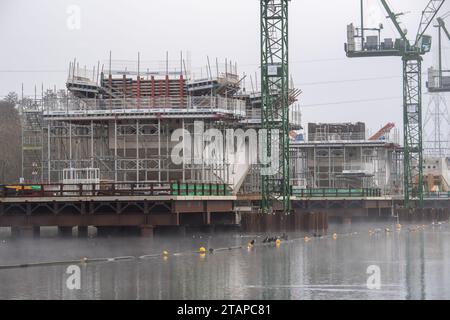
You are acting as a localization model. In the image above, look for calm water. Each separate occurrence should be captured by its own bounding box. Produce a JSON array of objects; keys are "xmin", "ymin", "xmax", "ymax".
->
[{"xmin": 0, "ymin": 222, "xmax": 449, "ymax": 300}]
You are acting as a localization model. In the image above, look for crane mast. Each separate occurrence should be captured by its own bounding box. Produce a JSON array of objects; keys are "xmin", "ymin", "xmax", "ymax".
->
[
  {"xmin": 260, "ymin": 0, "xmax": 291, "ymax": 214},
  {"xmin": 345, "ymin": 0, "xmax": 445, "ymax": 208}
]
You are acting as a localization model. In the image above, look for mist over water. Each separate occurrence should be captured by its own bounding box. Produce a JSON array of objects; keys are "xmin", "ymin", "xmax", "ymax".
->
[{"xmin": 0, "ymin": 222, "xmax": 449, "ymax": 300}]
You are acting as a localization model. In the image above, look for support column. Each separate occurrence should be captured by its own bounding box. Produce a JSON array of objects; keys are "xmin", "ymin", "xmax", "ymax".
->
[
  {"xmin": 136, "ymin": 119, "xmax": 140, "ymax": 183},
  {"xmin": 158, "ymin": 119, "xmax": 161, "ymax": 182},
  {"xmin": 77, "ymin": 226, "xmax": 88, "ymax": 238},
  {"xmin": 114, "ymin": 120, "xmax": 118, "ymax": 183},
  {"xmin": 58, "ymin": 226, "xmax": 73, "ymax": 237},
  {"xmin": 91, "ymin": 120, "xmax": 95, "ymax": 168},
  {"xmin": 204, "ymin": 211, "xmax": 211, "ymax": 225},
  {"xmin": 178, "ymin": 225, "xmax": 186, "ymax": 237},
  {"xmin": 182, "ymin": 119, "xmax": 186, "ymax": 182},
  {"xmin": 11, "ymin": 227, "xmax": 20, "ymax": 238},
  {"xmin": 47, "ymin": 122, "xmax": 51, "ymax": 182},
  {"xmin": 69, "ymin": 121, "xmax": 73, "ymax": 167},
  {"xmin": 342, "ymin": 217, "xmax": 352, "ymax": 225},
  {"xmin": 140, "ymin": 225, "xmax": 154, "ymax": 238},
  {"xmin": 19, "ymin": 226, "xmax": 40, "ymax": 238},
  {"xmin": 33, "ymin": 226, "xmax": 40, "ymax": 238}
]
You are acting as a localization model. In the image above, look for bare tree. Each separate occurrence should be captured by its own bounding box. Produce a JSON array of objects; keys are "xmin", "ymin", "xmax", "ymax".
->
[
  {"xmin": 0, "ymin": 97, "xmax": 21, "ymax": 184},
  {"xmin": 4, "ymin": 92, "xmax": 19, "ymax": 107}
]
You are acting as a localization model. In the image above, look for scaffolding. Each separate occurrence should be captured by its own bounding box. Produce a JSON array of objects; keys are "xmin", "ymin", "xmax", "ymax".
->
[
  {"xmin": 21, "ymin": 99, "xmax": 44, "ymax": 184},
  {"xmin": 291, "ymin": 122, "xmax": 402, "ymax": 195},
  {"xmin": 20, "ymin": 54, "xmax": 300, "ymax": 196}
]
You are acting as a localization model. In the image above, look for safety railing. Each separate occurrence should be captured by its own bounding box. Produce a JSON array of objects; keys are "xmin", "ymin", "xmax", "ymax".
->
[
  {"xmin": 423, "ymin": 192, "xmax": 450, "ymax": 199},
  {"xmin": 42, "ymin": 96, "xmax": 246, "ymax": 117},
  {"xmin": 291, "ymin": 188, "xmax": 382, "ymax": 198},
  {"xmin": 308, "ymin": 132, "xmax": 366, "ymax": 142},
  {"xmin": 171, "ymin": 182, "xmax": 231, "ymax": 196},
  {"xmin": 0, "ymin": 182, "xmax": 232, "ymax": 198}
]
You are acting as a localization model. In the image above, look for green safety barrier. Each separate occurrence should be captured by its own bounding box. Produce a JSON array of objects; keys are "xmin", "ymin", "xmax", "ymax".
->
[
  {"xmin": 292, "ymin": 188, "xmax": 381, "ymax": 198},
  {"xmin": 171, "ymin": 183, "xmax": 231, "ymax": 196}
]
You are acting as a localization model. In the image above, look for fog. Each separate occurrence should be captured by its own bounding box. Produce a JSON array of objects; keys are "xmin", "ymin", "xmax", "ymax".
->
[
  {"xmin": 1, "ymin": 222, "xmax": 450, "ymax": 299},
  {"xmin": 1, "ymin": 0, "xmax": 450, "ymax": 133}
]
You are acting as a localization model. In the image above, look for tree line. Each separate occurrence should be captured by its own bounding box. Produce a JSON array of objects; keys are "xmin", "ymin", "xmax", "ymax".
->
[{"xmin": 0, "ymin": 92, "xmax": 21, "ymax": 184}]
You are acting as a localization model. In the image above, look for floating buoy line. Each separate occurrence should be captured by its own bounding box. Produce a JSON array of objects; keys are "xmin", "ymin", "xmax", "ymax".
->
[{"xmin": 0, "ymin": 221, "xmax": 448, "ymax": 271}]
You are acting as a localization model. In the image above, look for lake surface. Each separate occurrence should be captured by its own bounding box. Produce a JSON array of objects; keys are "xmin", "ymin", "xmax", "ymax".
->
[{"xmin": 0, "ymin": 222, "xmax": 449, "ymax": 300}]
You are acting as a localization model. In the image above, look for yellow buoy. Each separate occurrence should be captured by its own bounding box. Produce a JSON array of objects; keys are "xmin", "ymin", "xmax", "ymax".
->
[
  {"xmin": 199, "ymin": 247, "xmax": 207, "ymax": 254},
  {"xmin": 395, "ymin": 224, "xmax": 402, "ymax": 231},
  {"xmin": 275, "ymin": 239, "xmax": 281, "ymax": 246},
  {"xmin": 163, "ymin": 250, "xmax": 169, "ymax": 257},
  {"xmin": 304, "ymin": 236, "xmax": 310, "ymax": 242},
  {"xmin": 332, "ymin": 233, "xmax": 337, "ymax": 240}
]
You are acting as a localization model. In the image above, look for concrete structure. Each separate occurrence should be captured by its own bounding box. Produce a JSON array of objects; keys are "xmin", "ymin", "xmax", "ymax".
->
[{"xmin": 290, "ymin": 122, "xmax": 403, "ymax": 195}]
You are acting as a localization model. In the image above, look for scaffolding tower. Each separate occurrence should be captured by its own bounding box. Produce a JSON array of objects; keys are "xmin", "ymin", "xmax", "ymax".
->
[{"xmin": 21, "ymin": 99, "xmax": 44, "ymax": 184}]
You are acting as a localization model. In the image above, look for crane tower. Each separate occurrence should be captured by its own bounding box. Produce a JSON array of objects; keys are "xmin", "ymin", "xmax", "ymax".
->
[
  {"xmin": 345, "ymin": 0, "xmax": 446, "ymax": 208},
  {"xmin": 260, "ymin": 0, "xmax": 291, "ymax": 214}
]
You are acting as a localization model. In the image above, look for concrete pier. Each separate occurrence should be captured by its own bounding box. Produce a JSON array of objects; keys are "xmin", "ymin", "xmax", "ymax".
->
[
  {"xmin": 58, "ymin": 227, "xmax": 73, "ymax": 237},
  {"xmin": 77, "ymin": 226, "xmax": 88, "ymax": 238},
  {"xmin": 140, "ymin": 225, "xmax": 154, "ymax": 238},
  {"xmin": 15, "ymin": 226, "xmax": 40, "ymax": 238}
]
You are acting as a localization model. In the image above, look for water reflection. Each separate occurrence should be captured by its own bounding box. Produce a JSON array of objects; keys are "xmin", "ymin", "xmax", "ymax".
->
[{"xmin": 0, "ymin": 223, "xmax": 449, "ymax": 300}]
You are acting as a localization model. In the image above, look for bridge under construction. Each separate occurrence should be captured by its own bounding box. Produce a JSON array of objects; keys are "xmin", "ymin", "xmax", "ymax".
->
[
  {"xmin": 8, "ymin": 52, "xmax": 445, "ymax": 237},
  {"xmin": 3, "ymin": 0, "xmax": 450, "ymax": 237}
]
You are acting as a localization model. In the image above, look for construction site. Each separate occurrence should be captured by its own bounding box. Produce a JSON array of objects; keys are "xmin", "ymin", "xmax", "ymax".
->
[{"xmin": 2, "ymin": 0, "xmax": 450, "ymax": 237}]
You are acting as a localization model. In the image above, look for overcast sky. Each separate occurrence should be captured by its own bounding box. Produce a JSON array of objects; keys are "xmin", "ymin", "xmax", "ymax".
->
[{"xmin": 1, "ymin": 0, "xmax": 450, "ymax": 135}]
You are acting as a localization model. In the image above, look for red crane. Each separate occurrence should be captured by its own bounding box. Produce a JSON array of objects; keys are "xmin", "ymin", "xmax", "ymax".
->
[{"xmin": 369, "ymin": 123, "xmax": 395, "ymax": 141}]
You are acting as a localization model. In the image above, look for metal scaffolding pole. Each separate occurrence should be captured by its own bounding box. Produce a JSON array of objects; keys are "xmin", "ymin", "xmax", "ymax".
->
[
  {"xmin": 158, "ymin": 119, "xmax": 161, "ymax": 182},
  {"xmin": 47, "ymin": 122, "xmax": 51, "ymax": 182},
  {"xmin": 114, "ymin": 120, "xmax": 118, "ymax": 183},
  {"xmin": 136, "ymin": 119, "xmax": 140, "ymax": 183},
  {"xmin": 91, "ymin": 120, "xmax": 94, "ymax": 168}
]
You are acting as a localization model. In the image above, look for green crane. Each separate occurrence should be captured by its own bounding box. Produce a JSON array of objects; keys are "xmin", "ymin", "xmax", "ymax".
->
[
  {"xmin": 260, "ymin": 0, "xmax": 291, "ymax": 214},
  {"xmin": 345, "ymin": 0, "xmax": 446, "ymax": 208}
]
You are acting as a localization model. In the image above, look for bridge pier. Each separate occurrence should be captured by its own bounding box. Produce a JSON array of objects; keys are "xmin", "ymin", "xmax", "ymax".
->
[
  {"xmin": 140, "ymin": 225, "xmax": 154, "ymax": 238},
  {"xmin": 77, "ymin": 226, "xmax": 88, "ymax": 238},
  {"xmin": 178, "ymin": 225, "xmax": 186, "ymax": 237},
  {"xmin": 58, "ymin": 227, "xmax": 73, "ymax": 237},
  {"xmin": 341, "ymin": 217, "xmax": 352, "ymax": 225},
  {"xmin": 15, "ymin": 226, "xmax": 40, "ymax": 238},
  {"xmin": 11, "ymin": 227, "xmax": 20, "ymax": 238}
]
